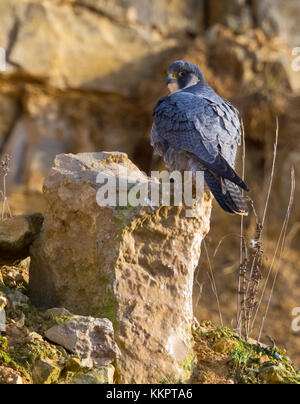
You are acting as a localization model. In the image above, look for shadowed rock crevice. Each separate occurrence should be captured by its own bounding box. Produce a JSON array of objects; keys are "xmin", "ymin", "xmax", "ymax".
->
[{"xmin": 0, "ymin": 212, "xmax": 43, "ymax": 265}]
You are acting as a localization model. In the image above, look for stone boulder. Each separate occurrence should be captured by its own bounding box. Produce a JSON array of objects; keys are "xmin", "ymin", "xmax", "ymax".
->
[
  {"xmin": 44, "ymin": 312, "xmax": 120, "ymax": 368},
  {"xmin": 0, "ymin": 366, "xmax": 23, "ymax": 384},
  {"xmin": 0, "ymin": 293, "xmax": 7, "ymax": 332},
  {"xmin": 66, "ymin": 367, "xmax": 114, "ymax": 385},
  {"xmin": 30, "ymin": 152, "xmax": 212, "ymax": 383},
  {"xmin": 0, "ymin": 213, "xmax": 43, "ymax": 265},
  {"xmin": 32, "ymin": 359, "xmax": 61, "ymax": 385}
]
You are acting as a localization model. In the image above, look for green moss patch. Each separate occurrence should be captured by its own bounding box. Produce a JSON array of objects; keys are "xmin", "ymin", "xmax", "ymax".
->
[{"xmin": 192, "ymin": 323, "xmax": 300, "ymax": 384}]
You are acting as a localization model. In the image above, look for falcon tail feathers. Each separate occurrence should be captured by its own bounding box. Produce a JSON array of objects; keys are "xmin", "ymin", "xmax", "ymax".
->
[
  {"xmin": 199, "ymin": 153, "xmax": 249, "ymax": 192},
  {"xmin": 204, "ymin": 171, "xmax": 249, "ymax": 215}
]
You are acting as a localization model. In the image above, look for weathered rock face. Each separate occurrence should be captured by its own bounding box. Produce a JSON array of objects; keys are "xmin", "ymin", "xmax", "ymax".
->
[
  {"xmin": 256, "ymin": 0, "xmax": 300, "ymax": 47},
  {"xmin": 0, "ymin": 213, "xmax": 43, "ymax": 265},
  {"xmin": 204, "ymin": 0, "xmax": 300, "ymax": 48},
  {"xmin": 0, "ymin": 0, "xmax": 204, "ymax": 185},
  {"xmin": 206, "ymin": 0, "xmax": 253, "ymax": 32},
  {"xmin": 74, "ymin": 0, "xmax": 203, "ymax": 37},
  {"xmin": 1, "ymin": 0, "xmax": 199, "ymax": 187},
  {"xmin": 7, "ymin": 1, "xmax": 182, "ymax": 93},
  {"xmin": 30, "ymin": 152, "xmax": 212, "ymax": 383}
]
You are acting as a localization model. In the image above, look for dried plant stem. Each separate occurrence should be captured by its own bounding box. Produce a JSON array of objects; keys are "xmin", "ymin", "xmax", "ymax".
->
[
  {"xmin": 240, "ymin": 119, "xmax": 279, "ymax": 339},
  {"xmin": 0, "ymin": 155, "xmax": 12, "ymax": 220},
  {"xmin": 1, "ymin": 173, "xmax": 12, "ymax": 220},
  {"xmin": 194, "ymin": 266, "xmax": 204, "ymax": 308},
  {"xmin": 285, "ymin": 222, "xmax": 300, "ymax": 248},
  {"xmin": 247, "ymin": 224, "xmax": 263, "ymax": 338},
  {"xmin": 262, "ymin": 117, "xmax": 278, "ymax": 228},
  {"xmin": 203, "ymin": 239, "xmax": 223, "ymax": 326},
  {"xmin": 241, "ymin": 200, "xmax": 260, "ymax": 323},
  {"xmin": 237, "ymin": 218, "xmax": 244, "ymax": 334},
  {"xmin": 0, "ymin": 190, "xmax": 4, "ymax": 220},
  {"xmin": 237, "ymin": 120, "xmax": 246, "ymax": 334},
  {"xmin": 239, "ymin": 254, "xmax": 249, "ymax": 336},
  {"xmin": 257, "ymin": 167, "xmax": 295, "ymax": 342},
  {"xmin": 251, "ymin": 209, "xmax": 287, "ymax": 330},
  {"xmin": 213, "ymin": 233, "xmax": 248, "ymax": 258}
]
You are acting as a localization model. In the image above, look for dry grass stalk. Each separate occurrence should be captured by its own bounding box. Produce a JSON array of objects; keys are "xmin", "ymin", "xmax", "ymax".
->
[
  {"xmin": 241, "ymin": 222, "xmax": 263, "ymax": 339},
  {"xmin": 261, "ymin": 118, "xmax": 279, "ymax": 228},
  {"xmin": 0, "ymin": 154, "xmax": 12, "ymax": 220},
  {"xmin": 257, "ymin": 167, "xmax": 295, "ymax": 341},
  {"xmin": 237, "ymin": 119, "xmax": 246, "ymax": 335},
  {"xmin": 238, "ymin": 118, "xmax": 279, "ymax": 339},
  {"xmin": 194, "ymin": 265, "xmax": 204, "ymax": 308},
  {"xmin": 203, "ymin": 239, "xmax": 223, "ymax": 327}
]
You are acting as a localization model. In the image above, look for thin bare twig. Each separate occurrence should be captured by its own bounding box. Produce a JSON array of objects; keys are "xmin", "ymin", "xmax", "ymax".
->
[
  {"xmin": 257, "ymin": 167, "xmax": 295, "ymax": 341},
  {"xmin": 285, "ymin": 222, "xmax": 300, "ymax": 248},
  {"xmin": 213, "ymin": 233, "xmax": 248, "ymax": 258},
  {"xmin": 0, "ymin": 155, "xmax": 12, "ymax": 220},
  {"xmin": 237, "ymin": 119, "xmax": 246, "ymax": 333},
  {"xmin": 239, "ymin": 120, "xmax": 279, "ymax": 339},
  {"xmin": 261, "ymin": 117, "xmax": 279, "ymax": 228},
  {"xmin": 203, "ymin": 239, "xmax": 223, "ymax": 326},
  {"xmin": 194, "ymin": 265, "xmax": 204, "ymax": 308},
  {"xmin": 243, "ymin": 221, "xmax": 263, "ymax": 339},
  {"xmin": 251, "ymin": 207, "xmax": 288, "ymax": 330}
]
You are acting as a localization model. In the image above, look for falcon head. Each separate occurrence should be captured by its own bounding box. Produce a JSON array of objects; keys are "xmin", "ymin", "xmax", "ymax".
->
[{"xmin": 166, "ymin": 60, "xmax": 205, "ymax": 93}]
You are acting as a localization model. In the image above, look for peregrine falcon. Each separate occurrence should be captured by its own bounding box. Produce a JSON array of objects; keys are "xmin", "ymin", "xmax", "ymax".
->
[{"xmin": 151, "ymin": 60, "xmax": 249, "ymax": 215}]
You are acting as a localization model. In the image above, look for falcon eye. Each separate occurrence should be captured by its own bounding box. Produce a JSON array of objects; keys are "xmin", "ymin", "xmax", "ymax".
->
[{"xmin": 178, "ymin": 72, "xmax": 184, "ymax": 77}]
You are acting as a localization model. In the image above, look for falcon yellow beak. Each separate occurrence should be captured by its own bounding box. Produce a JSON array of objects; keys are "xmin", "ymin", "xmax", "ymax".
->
[
  {"xmin": 166, "ymin": 73, "xmax": 179, "ymax": 93},
  {"xmin": 166, "ymin": 73, "xmax": 176, "ymax": 85}
]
